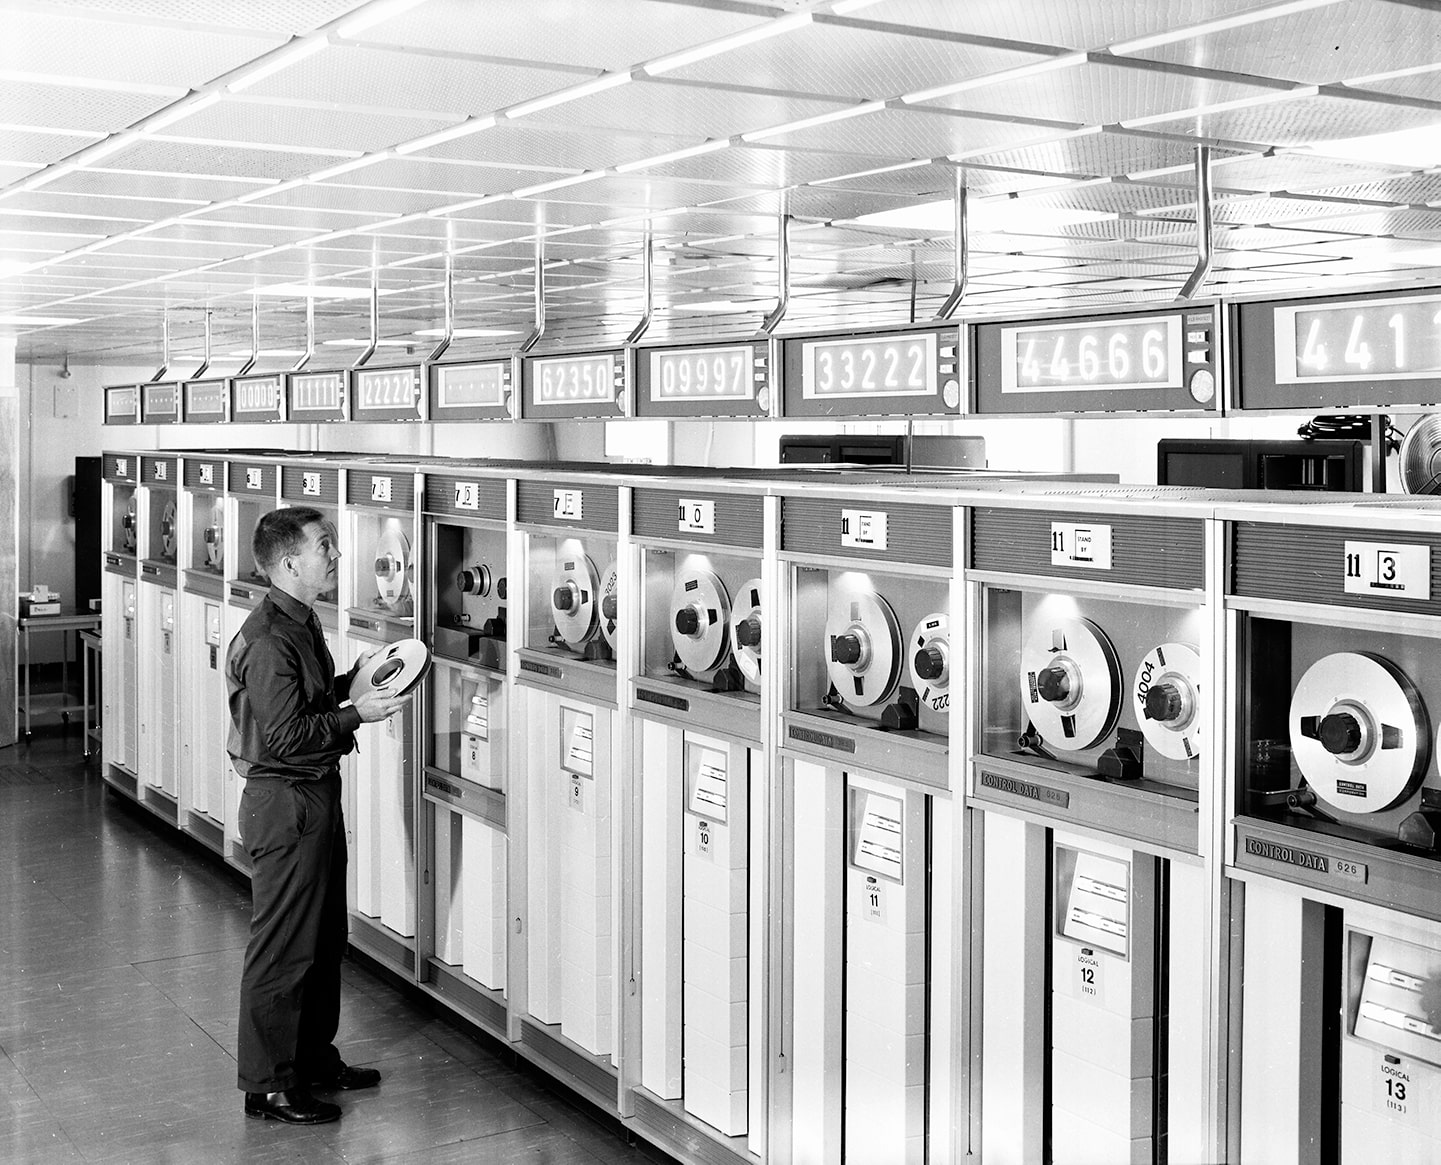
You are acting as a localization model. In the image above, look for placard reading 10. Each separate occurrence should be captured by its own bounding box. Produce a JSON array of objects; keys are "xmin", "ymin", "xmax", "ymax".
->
[
  {"xmin": 802, "ymin": 333, "xmax": 938, "ymax": 398},
  {"xmin": 1002, "ymin": 315, "xmax": 1181, "ymax": 392}
]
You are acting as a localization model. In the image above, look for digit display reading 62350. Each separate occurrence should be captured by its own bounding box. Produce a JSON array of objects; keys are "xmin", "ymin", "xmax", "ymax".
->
[{"xmin": 533, "ymin": 354, "xmax": 616, "ymax": 404}]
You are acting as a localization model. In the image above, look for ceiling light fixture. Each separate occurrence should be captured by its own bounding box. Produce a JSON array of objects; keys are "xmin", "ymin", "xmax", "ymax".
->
[
  {"xmin": 513, "ymin": 171, "xmax": 610, "ymax": 197},
  {"xmin": 1119, "ymin": 85, "xmax": 1319, "ymax": 129},
  {"xmin": 411, "ymin": 327, "xmax": 520, "ymax": 338},
  {"xmin": 0, "ymin": 314, "xmax": 86, "ymax": 326},
  {"xmin": 644, "ymin": 12, "xmax": 812, "ymax": 76},
  {"xmin": 614, "ymin": 138, "xmax": 730, "ymax": 173},
  {"xmin": 226, "ymin": 37, "xmax": 330, "ymax": 94},
  {"xmin": 0, "ymin": 69, "xmax": 184, "ymax": 98},
  {"xmin": 255, "ymin": 282, "xmax": 394, "ymax": 299},
  {"xmin": 902, "ymin": 53, "xmax": 1088, "ymax": 105},
  {"xmin": 333, "ymin": 0, "xmax": 431, "ymax": 38},
  {"xmin": 393, "ymin": 115, "xmax": 498, "ymax": 156},
  {"xmin": 140, "ymin": 92, "xmax": 222, "ymax": 135},
  {"xmin": 504, "ymin": 71, "xmax": 633, "ymax": 120},
  {"xmin": 741, "ymin": 100, "xmax": 885, "ymax": 143},
  {"xmin": 1110, "ymin": 0, "xmax": 1345, "ymax": 55},
  {"xmin": 308, "ymin": 153, "xmax": 392, "ymax": 182}
]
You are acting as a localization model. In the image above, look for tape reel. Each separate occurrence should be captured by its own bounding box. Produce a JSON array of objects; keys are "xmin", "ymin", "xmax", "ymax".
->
[
  {"xmin": 825, "ymin": 580, "xmax": 902, "ymax": 708},
  {"xmin": 159, "ymin": 499, "xmax": 177, "ymax": 559},
  {"xmin": 1020, "ymin": 617, "xmax": 1122, "ymax": 751},
  {"xmin": 457, "ymin": 564, "xmax": 492, "ymax": 597},
  {"xmin": 122, "ymin": 497, "xmax": 137, "ymax": 552},
  {"xmin": 670, "ymin": 568, "xmax": 731, "ymax": 673},
  {"xmin": 204, "ymin": 519, "xmax": 224, "ymax": 570},
  {"xmin": 551, "ymin": 540, "xmax": 599, "ymax": 649},
  {"xmin": 600, "ymin": 561, "xmax": 620, "ymax": 652},
  {"xmin": 908, "ymin": 612, "xmax": 950, "ymax": 709},
  {"xmin": 1289, "ymin": 651, "xmax": 1430, "ymax": 815},
  {"xmin": 729, "ymin": 577, "xmax": 763, "ymax": 685},
  {"xmin": 373, "ymin": 522, "xmax": 412, "ymax": 610},
  {"xmin": 350, "ymin": 637, "xmax": 431, "ymax": 700},
  {"xmin": 1133, "ymin": 642, "xmax": 1203, "ymax": 761}
]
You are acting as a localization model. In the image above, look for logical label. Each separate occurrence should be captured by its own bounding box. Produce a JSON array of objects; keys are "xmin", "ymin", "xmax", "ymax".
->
[
  {"xmin": 862, "ymin": 875, "xmax": 886, "ymax": 924},
  {"xmin": 553, "ymin": 489, "xmax": 583, "ymax": 521},
  {"xmin": 1073, "ymin": 947, "xmax": 1107, "ymax": 1006},
  {"xmin": 678, "ymin": 498, "xmax": 715, "ymax": 535},
  {"xmin": 1344, "ymin": 540, "xmax": 1431, "ymax": 601},
  {"xmin": 841, "ymin": 509, "xmax": 888, "ymax": 551},
  {"xmin": 1051, "ymin": 522, "xmax": 1113, "ymax": 570},
  {"xmin": 115, "ymin": 457, "xmax": 129, "ymax": 478},
  {"xmin": 570, "ymin": 772, "xmax": 584, "ymax": 811},
  {"xmin": 302, "ymin": 472, "xmax": 322, "ymax": 497},
  {"xmin": 1377, "ymin": 1059, "xmax": 1417, "ymax": 1123},
  {"xmin": 455, "ymin": 481, "xmax": 480, "ymax": 510},
  {"xmin": 370, "ymin": 476, "xmax": 393, "ymax": 504},
  {"xmin": 695, "ymin": 817, "xmax": 713, "ymax": 859}
]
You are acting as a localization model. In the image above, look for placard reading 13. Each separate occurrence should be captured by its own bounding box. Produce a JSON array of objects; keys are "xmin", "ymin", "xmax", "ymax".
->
[
  {"xmin": 803, "ymin": 333, "xmax": 938, "ymax": 398},
  {"xmin": 1003, "ymin": 316, "xmax": 1181, "ymax": 392},
  {"xmin": 650, "ymin": 346, "xmax": 753, "ymax": 400}
]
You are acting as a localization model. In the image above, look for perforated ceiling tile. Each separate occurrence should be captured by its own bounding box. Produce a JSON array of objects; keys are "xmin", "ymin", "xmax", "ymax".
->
[
  {"xmin": 0, "ymin": 210, "xmax": 145, "ymax": 237},
  {"xmin": 1291, "ymin": 206, "xmax": 1441, "ymax": 238},
  {"xmin": 968, "ymin": 131, "xmax": 1227, "ymax": 180},
  {"xmin": 661, "ymin": 17, "xmax": 1046, "ymax": 100},
  {"xmin": 0, "ymin": 163, "xmax": 42, "ymax": 187},
  {"xmin": 0, "ymin": 79, "xmax": 168, "ymax": 133},
  {"xmin": 354, "ymin": 0, "xmax": 766, "ymax": 71},
  {"xmin": 857, "ymin": 0, "xmax": 1279, "ymax": 53},
  {"xmin": 1132, "ymin": 0, "xmax": 1441, "ymax": 84},
  {"xmin": 100, "ymin": 139, "xmax": 354, "ymax": 181},
  {"xmin": 749, "ymin": 106, "xmax": 1056, "ymax": 161},
  {"xmin": 812, "ymin": 161, "xmax": 960, "ymax": 196},
  {"xmin": 32, "ymin": 0, "xmax": 367, "ymax": 33},
  {"xmin": 326, "ymin": 158, "xmax": 567, "ymax": 198},
  {"xmin": 48, "ymin": 168, "xmax": 275, "ymax": 202},
  {"xmin": 1301, "ymin": 174, "xmax": 1441, "ymax": 206},
  {"xmin": 419, "ymin": 121, "xmax": 687, "ymax": 173},
  {"xmin": 1141, "ymin": 92, "xmax": 1441, "ymax": 149}
]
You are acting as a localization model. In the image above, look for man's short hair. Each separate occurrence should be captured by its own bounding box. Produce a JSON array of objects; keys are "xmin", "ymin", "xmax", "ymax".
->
[{"xmin": 252, "ymin": 506, "xmax": 326, "ymax": 579}]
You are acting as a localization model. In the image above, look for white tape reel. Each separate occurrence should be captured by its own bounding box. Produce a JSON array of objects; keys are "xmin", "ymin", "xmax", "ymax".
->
[
  {"xmin": 1289, "ymin": 651, "xmax": 1430, "ymax": 815},
  {"xmin": 457, "ymin": 563, "xmax": 492, "ymax": 596},
  {"xmin": 670, "ymin": 568, "xmax": 731, "ymax": 673},
  {"xmin": 908, "ymin": 612, "xmax": 950, "ymax": 710},
  {"xmin": 1020, "ymin": 617, "xmax": 1122, "ymax": 751},
  {"xmin": 1133, "ymin": 642, "xmax": 1203, "ymax": 761},
  {"xmin": 729, "ymin": 577, "xmax": 763, "ymax": 685},
  {"xmin": 825, "ymin": 580, "xmax": 902, "ymax": 708},
  {"xmin": 159, "ymin": 499, "xmax": 177, "ymax": 559},
  {"xmin": 204, "ymin": 519, "xmax": 224, "ymax": 570},
  {"xmin": 373, "ymin": 522, "xmax": 411, "ymax": 610},
  {"xmin": 122, "ymin": 496, "xmax": 137, "ymax": 552},
  {"xmin": 350, "ymin": 637, "xmax": 431, "ymax": 700},
  {"xmin": 551, "ymin": 540, "xmax": 600, "ymax": 649},
  {"xmin": 600, "ymin": 561, "xmax": 620, "ymax": 652}
]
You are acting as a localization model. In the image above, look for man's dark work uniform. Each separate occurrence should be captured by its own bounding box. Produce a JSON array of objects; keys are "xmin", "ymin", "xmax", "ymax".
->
[{"xmin": 227, "ymin": 586, "xmax": 362, "ymax": 1096}]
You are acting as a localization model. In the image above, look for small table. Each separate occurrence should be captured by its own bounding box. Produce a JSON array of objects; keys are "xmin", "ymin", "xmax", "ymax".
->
[
  {"xmin": 18, "ymin": 610, "xmax": 102, "ymax": 739},
  {"xmin": 80, "ymin": 628, "xmax": 102, "ymax": 756}
]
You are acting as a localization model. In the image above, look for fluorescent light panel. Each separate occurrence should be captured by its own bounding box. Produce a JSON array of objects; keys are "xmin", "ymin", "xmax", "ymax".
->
[
  {"xmin": 741, "ymin": 100, "xmax": 884, "ymax": 143},
  {"xmin": 411, "ymin": 327, "xmax": 519, "ymax": 337},
  {"xmin": 1110, "ymin": 0, "xmax": 1345, "ymax": 54},
  {"xmin": 393, "ymin": 116, "xmax": 497, "ymax": 155},
  {"xmin": 505, "ymin": 71, "xmax": 632, "ymax": 120},
  {"xmin": 614, "ymin": 139, "xmax": 729, "ymax": 173},
  {"xmin": 903, "ymin": 53, "xmax": 1087, "ymax": 104},
  {"xmin": 227, "ymin": 37, "xmax": 330, "ymax": 94},
  {"xmin": 644, "ymin": 12, "xmax": 812, "ymax": 75}
]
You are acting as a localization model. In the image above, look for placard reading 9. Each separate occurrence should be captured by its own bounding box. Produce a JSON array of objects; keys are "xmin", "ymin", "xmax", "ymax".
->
[
  {"xmin": 1275, "ymin": 293, "xmax": 1441, "ymax": 383},
  {"xmin": 532, "ymin": 354, "xmax": 617, "ymax": 404},
  {"xmin": 649, "ymin": 346, "xmax": 753, "ymax": 401},
  {"xmin": 1001, "ymin": 316, "xmax": 1182, "ymax": 392},
  {"xmin": 436, "ymin": 362, "xmax": 506, "ymax": 407},
  {"xmin": 802, "ymin": 333, "xmax": 937, "ymax": 398}
]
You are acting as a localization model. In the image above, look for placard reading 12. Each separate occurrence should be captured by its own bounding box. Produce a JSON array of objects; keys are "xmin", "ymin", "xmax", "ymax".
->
[
  {"xmin": 287, "ymin": 371, "xmax": 346, "ymax": 422},
  {"xmin": 523, "ymin": 351, "xmax": 624, "ymax": 418},
  {"xmin": 230, "ymin": 374, "xmax": 283, "ymax": 422}
]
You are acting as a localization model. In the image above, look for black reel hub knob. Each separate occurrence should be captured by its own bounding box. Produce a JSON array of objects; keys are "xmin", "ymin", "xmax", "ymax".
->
[
  {"xmin": 736, "ymin": 615, "xmax": 762, "ymax": 650},
  {"xmin": 1319, "ymin": 711, "xmax": 1363, "ymax": 756},
  {"xmin": 674, "ymin": 607, "xmax": 701, "ymax": 637},
  {"xmin": 831, "ymin": 632, "xmax": 863, "ymax": 666},
  {"xmin": 914, "ymin": 644, "xmax": 946, "ymax": 682},
  {"xmin": 601, "ymin": 594, "xmax": 618, "ymax": 620},
  {"xmin": 552, "ymin": 585, "xmax": 575, "ymax": 612},
  {"xmin": 1036, "ymin": 663, "xmax": 1071, "ymax": 704},
  {"xmin": 1144, "ymin": 681, "xmax": 1184, "ymax": 724}
]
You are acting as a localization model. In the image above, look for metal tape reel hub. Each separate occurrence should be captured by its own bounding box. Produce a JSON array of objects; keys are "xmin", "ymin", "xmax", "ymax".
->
[
  {"xmin": 729, "ymin": 577, "xmax": 763, "ymax": 685},
  {"xmin": 1289, "ymin": 651, "xmax": 1430, "ymax": 814},
  {"xmin": 908, "ymin": 612, "xmax": 950, "ymax": 707},
  {"xmin": 670, "ymin": 568, "xmax": 731, "ymax": 673},
  {"xmin": 159, "ymin": 500, "xmax": 177, "ymax": 558},
  {"xmin": 550, "ymin": 541, "xmax": 599, "ymax": 648},
  {"xmin": 373, "ymin": 523, "xmax": 411, "ymax": 610},
  {"xmin": 824, "ymin": 581, "xmax": 902, "ymax": 708},
  {"xmin": 1133, "ymin": 642, "xmax": 1203, "ymax": 761},
  {"xmin": 1020, "ymin": 616, "xmax": 1122, "ymax": 751}
]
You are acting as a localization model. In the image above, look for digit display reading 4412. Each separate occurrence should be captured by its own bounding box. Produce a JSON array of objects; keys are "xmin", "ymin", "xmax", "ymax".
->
[{"xmin": 1275, "ymin": 292, "xmax": 1441, "ymax": 383}]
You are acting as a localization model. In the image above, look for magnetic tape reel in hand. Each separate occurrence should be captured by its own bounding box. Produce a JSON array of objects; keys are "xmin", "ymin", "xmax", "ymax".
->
[{"xmin": 350, "ymin": 638, "xmax": 432, "ymax": 700}]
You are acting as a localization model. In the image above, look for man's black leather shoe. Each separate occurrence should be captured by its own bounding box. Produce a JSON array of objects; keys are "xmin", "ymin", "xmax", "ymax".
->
[
  {"xmin": 244, "ymin": 1088, "xmax": 341, "ymax": 1124},
  {"xmin": 310, "ymin": 1064, "xmax": 381, "ymax": 1091}
]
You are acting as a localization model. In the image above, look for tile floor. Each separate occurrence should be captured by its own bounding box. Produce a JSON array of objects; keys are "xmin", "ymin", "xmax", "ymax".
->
[{"xmin": 0, "ymin": 732, "xmax": 668, "ymax": 1164}]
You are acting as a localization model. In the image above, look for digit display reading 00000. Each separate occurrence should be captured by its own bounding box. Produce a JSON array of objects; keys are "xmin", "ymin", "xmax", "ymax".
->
[
  {"xmin": 437, "ymin": 362, "xmax": 506, "ymax": 407},
  {"xmin": 1002, "ymin": 315, "xmax": 1182, "ymax": 392},
  {"xmin": 802, "ymin": 333, "xmax": 938, "ymax": 398},
  {"xmin": 533, "ymin": 354, "xmax": 617, "ymax": 404},
  {"xmin": 231, "ymin": 375, "xmax": 281, "ymax": 419},
  {"xmin": 650, "ymin": 346, "xmax": 753, "ymax": 400},
  {"xmin": 1275, "ymin": 293, "xmax": 1441, "ymax": 383}
]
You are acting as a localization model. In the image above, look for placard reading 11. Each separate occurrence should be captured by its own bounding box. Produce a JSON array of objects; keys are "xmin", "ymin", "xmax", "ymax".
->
[
  {"xmin": 1343, "ymin": 541, "xmax": 1430, "ymax": 600},
  {"xmin": 1051, "ymin": 523, "xmax": 1112, "ymax": 570},
  {"xmin": 678, "ymin": 498, "xmax": 715, "ymax": 535}
]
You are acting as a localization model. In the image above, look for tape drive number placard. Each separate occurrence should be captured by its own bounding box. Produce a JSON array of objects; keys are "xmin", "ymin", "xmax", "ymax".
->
[
  {"xmin": 553, "ymin": 489, "xmax": 583, "ymax": 521},
  {"xmin": 1344, "ymin": 540, "xmax": 1430, "ymax": 601},
  {"xmin": 454, "ymin": 481, "xmax": 480, "ymax": 510},
  {"xmin": 1051, "ymin": 522, "xmax": 1113, "ymax": 570},
  {"xmin": 245, "ymin": 467, "xmax": 263, "ymax": 491},
  {"xmin": 198, "ymin": 464, "xmax": 214, "ymax": 486},
  {"xmin": 370, "ymin": 476, "xmax": 393, "ymax": 503},
  {"xmin": 678, "ymin": 498, "xmax": 715, "ymax": 535},
  {"xmin": 841, "ymin": 509, "xmax": 888, "ymax": 551},
  {"xmin": 302, "ymin": 472, "xmax": 322, "ymax": 497}
]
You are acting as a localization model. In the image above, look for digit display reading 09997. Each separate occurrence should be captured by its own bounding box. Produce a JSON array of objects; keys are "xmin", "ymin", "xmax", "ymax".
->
[
  {"xmin": 650, "ymin": 346, "xmax": 751, "ymax": 400},
  {"xmin": 1002, "ymin": 316, "xmax": 1181, "ymax": 392}
]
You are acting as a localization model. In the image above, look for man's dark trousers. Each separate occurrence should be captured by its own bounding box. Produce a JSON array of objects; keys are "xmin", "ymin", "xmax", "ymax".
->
[{"xmin": 236, "ymin": 773, "xmax": 348, "ymax": 1092}]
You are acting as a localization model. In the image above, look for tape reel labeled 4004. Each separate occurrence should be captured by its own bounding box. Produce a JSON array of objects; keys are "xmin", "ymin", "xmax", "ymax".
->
[{"xmin": 350, "ymin": 638, "xmax": 431, "ymax": 700}]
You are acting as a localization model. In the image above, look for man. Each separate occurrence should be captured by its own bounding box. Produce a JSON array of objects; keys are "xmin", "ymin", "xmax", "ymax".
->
[{"xmin": 227, "ymin": 507, "xmax": 410, "ymax": 1124}]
